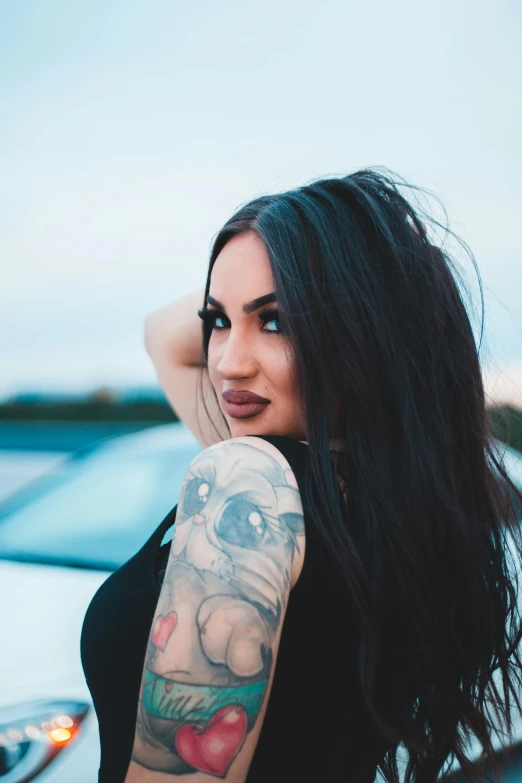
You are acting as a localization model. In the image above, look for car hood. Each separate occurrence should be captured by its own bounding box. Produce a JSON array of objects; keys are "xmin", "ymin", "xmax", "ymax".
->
[{"xmin": 0, "ymin": 560, "xmax": 109, "ymax": 707}]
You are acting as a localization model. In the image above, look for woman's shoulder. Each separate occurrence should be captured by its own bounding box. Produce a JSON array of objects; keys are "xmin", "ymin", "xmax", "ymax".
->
[
  {"xmin": 194, "ymin": 435, "xmax": 310, "ymax": 496},
  {"xmin": 225, "ymin": 433, "xmax": 307, "ymax": 473},
  {"xmin": 189, "ymin": 435, "xmax": 308, "ymax": 589}
]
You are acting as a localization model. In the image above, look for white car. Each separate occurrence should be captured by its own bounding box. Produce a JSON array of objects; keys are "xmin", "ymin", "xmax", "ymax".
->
[
  {"xmin": 0, "ymin": 427, "xmax": 521, "ymax": 782},
  {"xmin": 0, "ymin": 423, "xmax": 201, "ymax": 782}
]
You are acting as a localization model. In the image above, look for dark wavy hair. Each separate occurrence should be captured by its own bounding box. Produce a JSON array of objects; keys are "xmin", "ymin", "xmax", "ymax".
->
[{"xmin": 196, "ymin": 167, "xmax": 522, "ymax": 783}]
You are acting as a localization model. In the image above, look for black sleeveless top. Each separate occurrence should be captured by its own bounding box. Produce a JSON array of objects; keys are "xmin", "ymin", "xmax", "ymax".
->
[{"xmin": 81, "ymin": 435, "xmax": 381, "ymax": 782}]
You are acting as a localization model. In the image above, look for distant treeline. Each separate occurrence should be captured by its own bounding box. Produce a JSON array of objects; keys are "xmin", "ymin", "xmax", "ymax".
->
[
  {"xmin": 488, "ymin": 405, "xmax": 522, "ymax": 454},
  {"xmin": 0, "ymin": 397, "xmax": 179, "ymax": 423},
  {"xmin": 1, "ymin": 397, "xmax": 521, "ymax": 453}
]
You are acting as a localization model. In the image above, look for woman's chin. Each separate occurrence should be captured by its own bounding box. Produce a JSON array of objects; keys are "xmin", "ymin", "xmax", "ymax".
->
[
  {"xmin": 225, "ymin": 410, "xmax": 270, "ymax": 435},
  {"xmin": 224, "ymin": 408, "xmax": 305, "ymax": 440},
  {"xmin": 229, "ymin": 421, "xmax": 262, "ymax": 437}
]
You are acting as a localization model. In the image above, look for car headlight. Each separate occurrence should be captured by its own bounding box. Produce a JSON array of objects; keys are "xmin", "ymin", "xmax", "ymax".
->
[{"xmin": 0, "ymin": 699, "xmax": 89, "ymax": 782}]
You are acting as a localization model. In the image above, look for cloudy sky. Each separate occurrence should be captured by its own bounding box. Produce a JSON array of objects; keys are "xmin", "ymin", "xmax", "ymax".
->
[{"xmin": 1, "ymin": 0, "xmax": 521, "ymax": 404}]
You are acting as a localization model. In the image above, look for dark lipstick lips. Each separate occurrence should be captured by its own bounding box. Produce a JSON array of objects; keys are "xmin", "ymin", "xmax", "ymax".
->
[
  {"xmin": 222, "ymin": 390, "xmax": 270, "ymax": 404},
  {"xmin": 221, "ymin": 390, "xmax": 271, "ymax": 419}
]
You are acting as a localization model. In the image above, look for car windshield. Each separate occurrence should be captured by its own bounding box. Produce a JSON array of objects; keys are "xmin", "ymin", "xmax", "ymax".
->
[{"xmin": 0, "ymin": 437, "xmax": 201, "ymax": 570}]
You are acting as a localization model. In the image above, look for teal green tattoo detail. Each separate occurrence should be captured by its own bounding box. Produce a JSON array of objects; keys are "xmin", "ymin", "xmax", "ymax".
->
[{"xmin": 143, "ymin": 670, "xmax": 268, "ymax": 722}]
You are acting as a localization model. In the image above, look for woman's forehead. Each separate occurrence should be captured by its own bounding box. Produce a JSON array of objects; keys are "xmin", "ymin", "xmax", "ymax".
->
[{"xmin": 210, "ymin": 233, "xmax": 275, "ymax": 299}]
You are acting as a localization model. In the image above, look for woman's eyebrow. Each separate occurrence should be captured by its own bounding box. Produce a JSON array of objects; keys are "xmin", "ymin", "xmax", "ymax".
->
[{"xmin": 206, "ymin": 292, "xmax": 277, "ymax": 315}]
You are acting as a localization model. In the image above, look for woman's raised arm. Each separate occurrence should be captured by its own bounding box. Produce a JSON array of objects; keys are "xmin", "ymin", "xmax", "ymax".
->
[{"xmin": 144, "ymin": 287, "xmax": 226, "ymax": 448}]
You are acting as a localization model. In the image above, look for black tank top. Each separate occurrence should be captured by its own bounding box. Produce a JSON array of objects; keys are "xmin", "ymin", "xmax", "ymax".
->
[{"xmin": 81, "ymin": 434, "xmax": 381, "ymax": 782}]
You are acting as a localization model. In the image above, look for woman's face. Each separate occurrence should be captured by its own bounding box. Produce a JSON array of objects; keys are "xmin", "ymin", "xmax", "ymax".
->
[{"xmin": 206, "ymin": 231, "xmax": 307, "ymax": 441}]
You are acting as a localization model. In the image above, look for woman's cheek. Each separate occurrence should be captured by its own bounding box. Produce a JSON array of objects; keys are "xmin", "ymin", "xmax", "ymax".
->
[{"xmin": 269, "ymin": 353, "xmax": 297, "ymax": 398}]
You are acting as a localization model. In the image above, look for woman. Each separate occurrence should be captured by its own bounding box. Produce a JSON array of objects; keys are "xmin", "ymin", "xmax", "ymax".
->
[{"xmin": 81, "ymin": 168, "xmax": 522, "ymax": 783}]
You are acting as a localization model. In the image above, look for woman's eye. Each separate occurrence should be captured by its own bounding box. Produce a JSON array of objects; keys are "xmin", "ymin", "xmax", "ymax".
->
[
  {"xmin": 206, "ymin": 312, "xmax": 229, "ymax": 330},
  {"xmin": 262, "ymin": 318, "xmax": 280, "ymax": 333},
  {"xmin": 259, "ymin": 311, "xmax": 282, "ymax": 333}
]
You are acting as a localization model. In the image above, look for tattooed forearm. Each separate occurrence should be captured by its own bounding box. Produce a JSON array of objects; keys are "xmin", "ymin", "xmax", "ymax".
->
[{"xmin": 129, "ymin": 438, "xmax": 305, "ymax": 779}]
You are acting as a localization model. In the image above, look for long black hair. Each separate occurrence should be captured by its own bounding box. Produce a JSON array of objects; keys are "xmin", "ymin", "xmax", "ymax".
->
[{"xmin": 196, "ymin": 167, "xmax": 522, "ymax": 783}]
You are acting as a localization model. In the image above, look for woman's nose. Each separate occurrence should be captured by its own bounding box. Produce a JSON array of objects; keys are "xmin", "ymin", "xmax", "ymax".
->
[{"xmin": 213, "ymin": 331, "xmax": 258, "ymax": 380}]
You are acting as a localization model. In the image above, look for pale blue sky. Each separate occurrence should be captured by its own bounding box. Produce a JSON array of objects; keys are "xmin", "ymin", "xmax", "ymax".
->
[{"xmin": 1, "ymin": 0, "xmax": 521, "ymax": 403}]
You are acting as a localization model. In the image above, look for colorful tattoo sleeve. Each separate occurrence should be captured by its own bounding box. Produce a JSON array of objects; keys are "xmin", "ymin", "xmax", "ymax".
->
[{"xmin": 128, "ymin": 436, "xmax": 305, "ymax": 780}]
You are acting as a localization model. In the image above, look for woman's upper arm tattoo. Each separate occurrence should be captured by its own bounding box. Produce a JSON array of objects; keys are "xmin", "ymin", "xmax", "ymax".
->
[{"xmin": 131, "ymin": 438, "xmax": 305, "ymax": 778}]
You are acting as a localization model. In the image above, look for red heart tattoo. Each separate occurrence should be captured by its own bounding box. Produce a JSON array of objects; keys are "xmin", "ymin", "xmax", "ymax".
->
[
  {"xmin": 175, "ymin": 705, "xmax": 247, "ymax": 777},
  {"xmin": 151, "ymin": 612, "xmax": 177, "ymax": 651}
]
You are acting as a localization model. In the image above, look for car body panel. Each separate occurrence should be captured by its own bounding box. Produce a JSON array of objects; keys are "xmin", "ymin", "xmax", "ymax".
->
[
  {"xmin": 0, "ymin": 560, "xmax": 107, "ymax": 782},
  {"xmin": 0, "ymin": 423, "xmax": 201, "ymax": 781}
]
